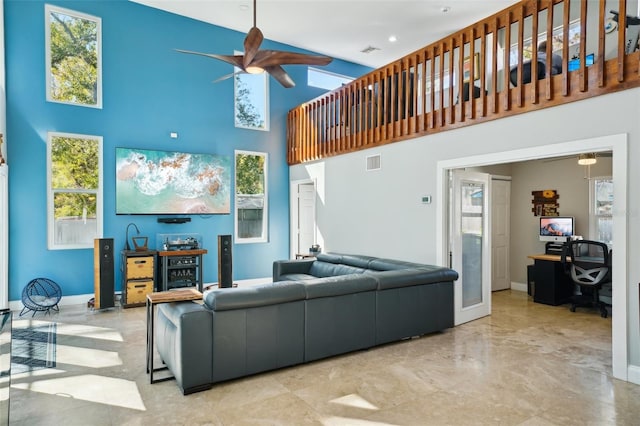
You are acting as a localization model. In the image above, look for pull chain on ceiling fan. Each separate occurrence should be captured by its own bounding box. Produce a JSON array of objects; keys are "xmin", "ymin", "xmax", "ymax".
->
[{"xmin": 176, "ymin": 0, "xmax": 333, "ymax": 88}]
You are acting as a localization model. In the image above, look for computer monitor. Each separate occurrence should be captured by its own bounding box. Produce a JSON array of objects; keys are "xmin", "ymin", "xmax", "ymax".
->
[
  {"xmin": 539, "ymin": 216, "xmax": 574, "ymax": 242},
  {"xmin": 568, "ymin": 54, "xmax": 595, "ymax": 72}
]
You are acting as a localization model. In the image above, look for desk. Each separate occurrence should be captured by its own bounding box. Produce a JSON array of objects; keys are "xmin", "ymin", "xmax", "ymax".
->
[
  {"xmin": 527, "ymin": 254, "xmax": 574, "ymax": 305},
  {"xmin": 146, "ymin": 288, "xmax": 202, "ymax": 384}
]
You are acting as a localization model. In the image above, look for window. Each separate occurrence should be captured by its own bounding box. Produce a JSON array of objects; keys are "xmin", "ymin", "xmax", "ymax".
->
[
  {"xmin": 234, "ymin": 61, "xmax": 269, "ymax": 130},
  {"xmin": 45, "ymin": 5, "xmax": 102, "ymax": 108},
  {"xmin": 589, "ymin": 177, "xmax": 613, "ymax": 245},
  {"xmin": 235, "ymin": 150, "xmax": 267, "ymax": 243},
  {"xmin": 47, "ymin": 132, "xmax": 103, "ymax": 249},
  {"xmin": 308, "ymin": 68, "xmax": 354, "ymax": 91}
]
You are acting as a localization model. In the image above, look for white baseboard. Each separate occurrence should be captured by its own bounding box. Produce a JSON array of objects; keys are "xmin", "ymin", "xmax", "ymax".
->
[
  {"xmin": 628, "ymin": 364, "xmax": 640, "ymax": 385},
  {"xmin": 510, "ymin": 281, "xmax": 527, "ymax": 292}
]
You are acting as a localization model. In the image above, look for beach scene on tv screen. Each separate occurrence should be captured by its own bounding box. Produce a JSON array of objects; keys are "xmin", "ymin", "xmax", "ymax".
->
[{"xmin": 116, "ymin": 148, "xmax": 230, "ymax": 214}]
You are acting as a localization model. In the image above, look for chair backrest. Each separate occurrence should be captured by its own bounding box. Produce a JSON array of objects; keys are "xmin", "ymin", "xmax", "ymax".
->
[
  {"xmin": 565, "ymin": 240, "xmax": 611, "ymax": 286},
  {"xmin": 509, "ymin": 61, "xmax": 546, "ymax": 87}
]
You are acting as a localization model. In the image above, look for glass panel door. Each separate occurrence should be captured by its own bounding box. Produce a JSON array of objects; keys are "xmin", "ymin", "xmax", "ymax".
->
[{"xmin": 452, "ymin": 170, "xmax": 491, "ymax": 324}]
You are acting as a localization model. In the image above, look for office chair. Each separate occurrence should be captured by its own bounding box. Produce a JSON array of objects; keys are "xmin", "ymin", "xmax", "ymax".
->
[{"xmin": 561, "ymin": 240, "xmax": 611, "ymax": 318}]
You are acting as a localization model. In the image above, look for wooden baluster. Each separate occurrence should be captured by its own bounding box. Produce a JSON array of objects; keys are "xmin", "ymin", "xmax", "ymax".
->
[
  {"xmin": 418, "ymin": 49, "xmax": 427, "ymax": 133},
  {"xmin": 491, "ymin": 18, "xmax": 499, "ymax": 114},
  {"xmin": 479, "ymin": 25, "xmax": 487, "ymax": 117},
  {"xmin": 530, "ymin": 2, "xmax": 539, "ymax": 105},
  {"xmin": 447, "ymin": 41, "xmax": 455, "ymax": 124},
  {"xmin": 375, "ymin": 72, "xmax": 382, "ymax": 143},
  {"xmin": 597, "ymin": 0, "xmax": 606, "ymax": 87},
  {"xmin": 411, "ymin": 54, "xmax": 419, "ymax": 135},
  {"xmin": 465, "ymin": 31, "xmax": 474, "ymax": 120},
  {"xmin": 616, "ymin": 0, "xmax": 626, "ymax": 82},
  {"xmin": 399, "ymin": 56, "xmax": 412, "ymax": 136},
  {"xmin": 430, "ymin": 47, "xmax": 436, "ymax": 129},
  {"xmin": 457, "ymin": 36, "xmax": 465, "ymax": 122},
  {"xmin": 579, "ymin": 0, "xmax": 589, "ymax": 91},
  {"xmin": 503, "ymin": 10, "xmax": 512, "ymax": 112},
  {"xmin": 561, "ymin": 0, "xmax": 570, "ymax": 95},
  {"xmin": 438, "ymin": 42, "xmax": 446, "ymax": 126},
  {"xmin": 544, "ymin": 0, "xmax": 553, "ymax": 101},
  {"xmin": 516, "ymin": 6, "xmax": 524, "ymax": 107}
]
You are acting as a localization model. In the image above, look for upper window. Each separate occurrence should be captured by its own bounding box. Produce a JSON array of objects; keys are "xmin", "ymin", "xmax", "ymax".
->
[
  {"xmin": 589, "ymin": 176, "xmax": 613, "ymax": 246},
  {"xmin": 47, "ymin": 132, "xmax": 103, "ymax": 250},
  {"xmin": 45, "ymin": 5, "xmax": 102, "ymax": 108},
  {"xmin": 235, "ymin": 150, "xmax": 268, "ymax": 243},
  {"xmin": 308, "ymin": 68, "xmax": 354, "ymax": 91},
  {"xmin": 234, "ymin": 56, "xmax": 269, "ymax": 131}
]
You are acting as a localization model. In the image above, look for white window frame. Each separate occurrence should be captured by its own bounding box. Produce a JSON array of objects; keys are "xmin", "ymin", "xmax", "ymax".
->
[
  {"xmin": 234, "ymin": 150, "xmax": 268, "ymax": 244},
  {"xmin": 47, "ymin": 132, "xmax": 103, "ymax": 250},
  {"xmin": 45, "ymin": 4, "xmax": 103, "ymax": 108}
]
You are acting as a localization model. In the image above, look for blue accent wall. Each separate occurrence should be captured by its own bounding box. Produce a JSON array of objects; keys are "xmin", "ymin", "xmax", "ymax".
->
[{"xmin": 4, "ymin": 0, "xmax": 371, "ymax": 301}]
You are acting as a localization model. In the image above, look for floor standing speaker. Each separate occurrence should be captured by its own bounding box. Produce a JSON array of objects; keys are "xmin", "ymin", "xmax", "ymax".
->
[
  {"xmin": 218, "ymin": 235, "xmax": 233, "ymax": 288},
  {"xmin": 94, "ymin": 238, "xmax": 115, "ymax": 309}
]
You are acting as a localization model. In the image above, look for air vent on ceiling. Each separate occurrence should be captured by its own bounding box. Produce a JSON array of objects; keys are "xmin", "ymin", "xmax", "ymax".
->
[
  {"xmin": 361, "ymin": 46, "xmax": 381, "ymax": 54},
  {"xmin": 366, "ymin": 154, "xmax": 381, "ymax": 171}
]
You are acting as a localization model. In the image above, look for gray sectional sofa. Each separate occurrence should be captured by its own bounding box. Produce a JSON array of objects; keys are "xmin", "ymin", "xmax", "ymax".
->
[{"xmin": 155, "ymin": 252, "xmax": 458, "ymax": 394}]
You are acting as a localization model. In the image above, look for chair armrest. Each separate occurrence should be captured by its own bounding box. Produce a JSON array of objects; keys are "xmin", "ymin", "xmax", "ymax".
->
[{"xmin": 273, "ymin": 259, "xmax": 315, "ymax": 282}]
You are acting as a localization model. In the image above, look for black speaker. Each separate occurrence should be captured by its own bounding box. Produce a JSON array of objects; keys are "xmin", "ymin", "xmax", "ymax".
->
[
  {"xmin": 218, "ymin": 235, "xmax": 233, "ymax": 288},
  {"xmin": 93, "ymin": 238, "xmax": 115, "ymax": 309}
]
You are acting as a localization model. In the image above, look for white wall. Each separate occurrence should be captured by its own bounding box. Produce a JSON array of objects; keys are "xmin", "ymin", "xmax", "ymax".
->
[{"xmin": 289, "ymin": 87, "xmax": 640, "ymax": 377}]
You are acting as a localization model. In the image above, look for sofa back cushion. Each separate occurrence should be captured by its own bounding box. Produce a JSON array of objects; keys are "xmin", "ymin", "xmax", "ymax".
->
[
  {"xmin": 204, "ymin": 281, "xmax": 306, "ymax": 311},
  {"xmin": 309, "ymin": 261, "xmax": 365, "ymax": 277},
  {"xmin": 302, "ymin": 274, "xmax": 378, "ymax": 299}
]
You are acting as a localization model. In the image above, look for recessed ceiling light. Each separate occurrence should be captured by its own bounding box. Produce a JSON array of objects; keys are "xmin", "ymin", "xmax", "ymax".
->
[
  {"xmin": 440, "ymin": 6, "xmax": 451, "ymax": 13},
  {"xmin": 239, "ymin": 4, "xmax": 249, "ymax": 11},
  {"xmin": 388, "ymin": 35, "xmax": 397, "ymax": 43}
]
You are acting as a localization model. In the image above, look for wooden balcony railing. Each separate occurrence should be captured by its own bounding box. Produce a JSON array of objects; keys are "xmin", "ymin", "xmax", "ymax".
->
[{"xmin": 287, "ymin": 0, "xmax": 640, "ymax": 165}]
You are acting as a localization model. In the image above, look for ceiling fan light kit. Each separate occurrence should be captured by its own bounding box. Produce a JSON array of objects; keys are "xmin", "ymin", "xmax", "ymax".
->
[
  {"xmin": 578, "ymin": 153, "xmax": 597, "ymax": 166},
  {"xmin": 176, "ymin": 0, "xmax": 332, "ymax": 88}
]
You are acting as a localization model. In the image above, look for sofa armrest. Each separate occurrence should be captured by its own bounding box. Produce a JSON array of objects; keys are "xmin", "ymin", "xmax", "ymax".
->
[
  {"xmin": 273, "ymin": 259, "xmax": 315, "ymax": 282},
  {"xmin": 156, "ymin": 302, "xmax": 213, "ymax": 394}
]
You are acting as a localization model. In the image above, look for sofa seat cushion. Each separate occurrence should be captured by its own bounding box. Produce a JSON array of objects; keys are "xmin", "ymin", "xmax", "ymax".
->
[
  {"xmin": 309, "ymin": 261, "xmax": 366, "ymax": 277},
  {"xmin": 303, "ymin": 274, "xmax": 378, "ymax": 299},
  {"xmin": 204, "ymin": 281, "xmax": 306, "ymax": 311},
  {"xmin": 366, "ymin": 267, "xmax": 459, "ymax": 290}
]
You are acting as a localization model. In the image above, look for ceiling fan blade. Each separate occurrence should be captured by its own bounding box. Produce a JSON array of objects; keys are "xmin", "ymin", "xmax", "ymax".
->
[
  {"xmin": 265, "ymin": 65, "xmax": 295, "ymax": 88},
  {"xmin": 212, "ymin": 72, "xmax": 242, "ymax": 83},
  {"xmin": 243, "ymin": 26, "xmax": 264, "ymax": 67},
  {"xmin": 175, "ymin": 49, "xmax": 245, "ymax": 69},
  {"xmin": 252, "ymin": 50, "xmax": 333, "ymax": 68}
]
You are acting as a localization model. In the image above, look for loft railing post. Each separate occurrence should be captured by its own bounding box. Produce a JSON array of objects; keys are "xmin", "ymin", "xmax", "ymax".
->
[{"xmin": 580, "ymin": 0, "xmax": 589, "ymax": 91}]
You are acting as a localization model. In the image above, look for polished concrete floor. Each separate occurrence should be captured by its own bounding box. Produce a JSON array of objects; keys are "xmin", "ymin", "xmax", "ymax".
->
[{"xmin": 8, "ymin": 290, "xmax": 640, "ymax": 425}]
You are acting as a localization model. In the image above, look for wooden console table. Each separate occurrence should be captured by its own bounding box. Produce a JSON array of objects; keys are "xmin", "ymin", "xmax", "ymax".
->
[{"xmin": 146, "ymin": 288, "xmax": 202, "ymax": 384}]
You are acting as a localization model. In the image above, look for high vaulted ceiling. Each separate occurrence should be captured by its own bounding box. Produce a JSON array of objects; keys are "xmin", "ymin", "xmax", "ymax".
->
[{"xmin": 131, "ymin": 0, "xmax": 520, "ymax": 69}]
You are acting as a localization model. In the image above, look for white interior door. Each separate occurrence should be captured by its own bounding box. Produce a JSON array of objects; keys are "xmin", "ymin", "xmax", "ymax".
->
[
  {"xmin": 491, "ymin": 177, "xmax": 511, "ymax": 291},
  {"xmin": 451, "ymin": 170, "xmax": 491, "ymax": 325},
  {"xmin": 297, "ymin": 182, "xmax": 315, "ymax": 255}
]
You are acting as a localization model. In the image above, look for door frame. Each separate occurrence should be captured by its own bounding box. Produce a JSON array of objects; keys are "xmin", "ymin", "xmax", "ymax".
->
[
  {"xmin": 436, "ymin": 134, "xmax": 628, "ymax": 381},
  {"xmin": 289, "ymin": 178, "xmax": 317, "ymax": 259}
]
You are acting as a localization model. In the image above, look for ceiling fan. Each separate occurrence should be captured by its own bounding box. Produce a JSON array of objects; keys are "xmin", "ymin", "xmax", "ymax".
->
[{"xmin": 175, "ymin": 0, "xmax": 333, "ymax": 88}]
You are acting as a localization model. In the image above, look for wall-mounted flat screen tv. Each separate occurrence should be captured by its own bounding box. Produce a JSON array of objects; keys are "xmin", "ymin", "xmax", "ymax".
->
[
  {"xmin": 116, "ymin": 147, "xmax": 230, "ymax": 215},
  {"xmin": 539, "ymin": 216, "xmax": 574, "ymax": 242}
]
